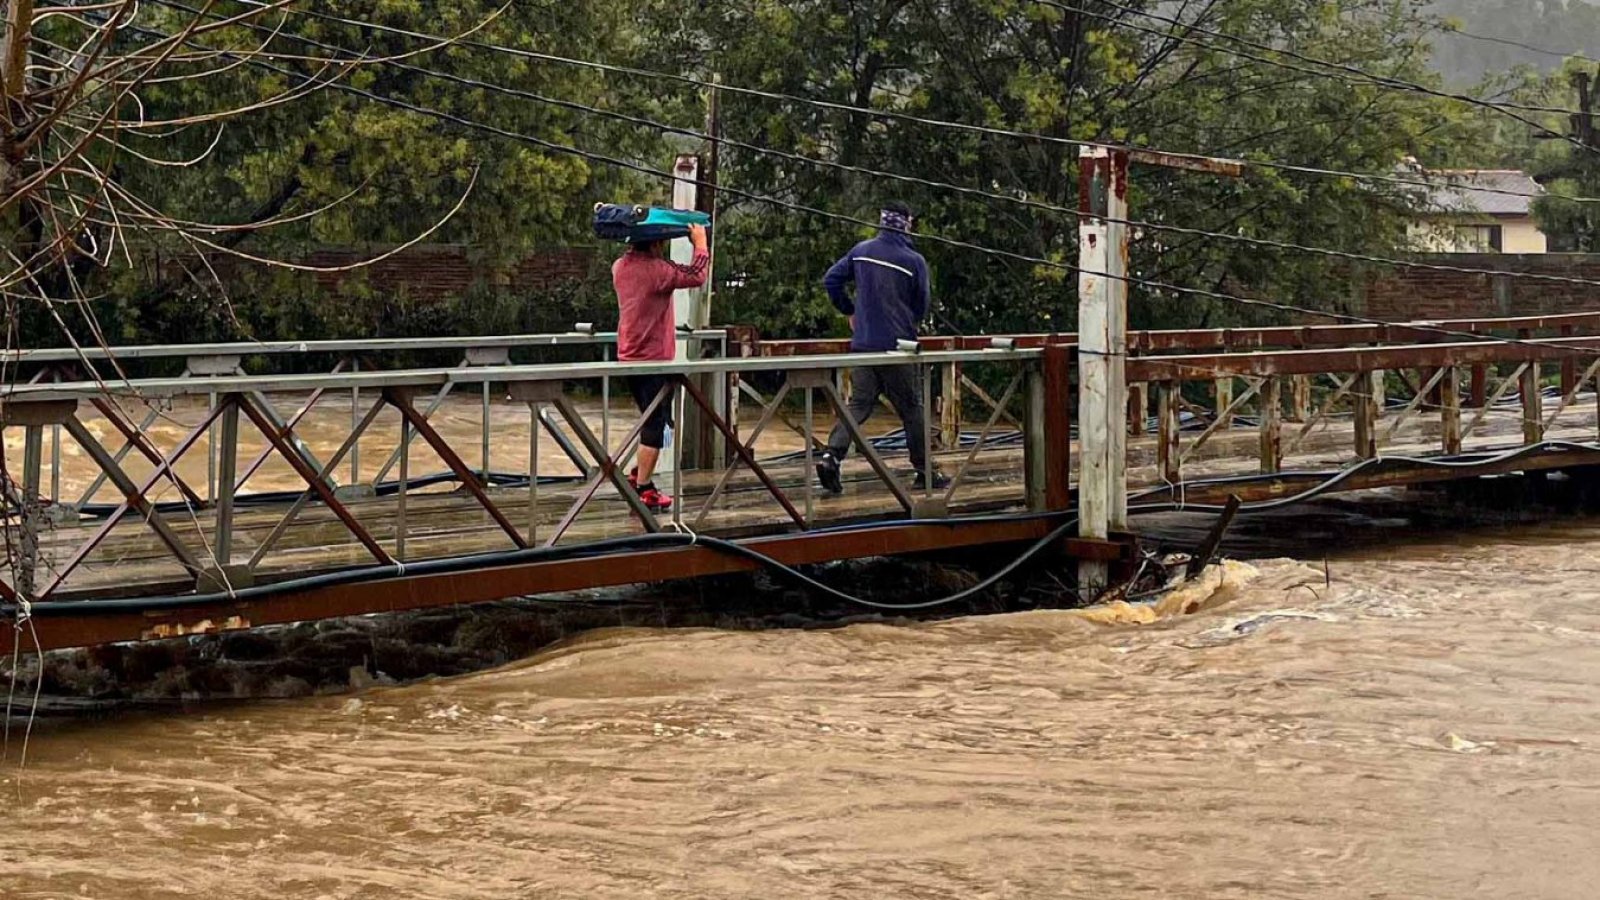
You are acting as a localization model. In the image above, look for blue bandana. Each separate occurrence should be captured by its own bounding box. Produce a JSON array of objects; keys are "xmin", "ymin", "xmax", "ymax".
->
[{"xmin": 880, "ymin": 209, "xmax": 912, "ymax": 233}]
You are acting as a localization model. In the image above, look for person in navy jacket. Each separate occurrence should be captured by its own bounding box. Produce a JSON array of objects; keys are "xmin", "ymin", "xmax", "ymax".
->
[{"xmin": 815, "ymin": 201, "xmax": 948, "ymax": 494}]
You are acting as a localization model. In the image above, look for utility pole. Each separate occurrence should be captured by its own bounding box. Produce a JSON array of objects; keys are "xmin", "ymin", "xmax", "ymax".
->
[
  {"xmin": 670, "ymin": 75, "xmax": 726, "ymax": 470},
  {"xmin": 1572, "ymin": 68, "xmax": 1595, "ymax": 151},
  {"xmin": 1075, "ymin": 147, "xmax": 1243, "ymax": 595},
  {"xmin": 1076, "ymin": 146, "xmax": 1130, "ymax": 595},
  {"xmin": 1573, "ymin": 67, "xmax": 1598, "ymax": 252}
]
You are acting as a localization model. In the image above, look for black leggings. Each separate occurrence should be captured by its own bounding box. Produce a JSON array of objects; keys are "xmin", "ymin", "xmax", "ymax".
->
[{"xmin": 628, "ymin": 375, "xmax": 675, "ymax": 450}]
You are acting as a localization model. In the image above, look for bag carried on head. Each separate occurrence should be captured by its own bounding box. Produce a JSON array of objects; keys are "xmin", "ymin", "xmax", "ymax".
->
[{"xmin": 592, "ymin": 203, "xmax": 710, "ymax": 244}]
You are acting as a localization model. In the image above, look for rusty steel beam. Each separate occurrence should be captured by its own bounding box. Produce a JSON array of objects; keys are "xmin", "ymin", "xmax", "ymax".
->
[
  {"xmin": 1127, "ymin": 337, "xmax": 1600, "ymax": 382},
  {"xmin": 676, "ymin": 375, "xmax": 806, "ymax": 528},
  {"xmin": 753, "ymin": 335, "xmax": 1066, "ymax": 357},
  {"xmin": 88, "ymin": 396, "xmax": 207, "ymax": 508},
  {"xmin": 747, "ymin": 312, "xmax": 1600, "ymax": 360},
  {"xmin": 0, "ymin": 518, "xmax": 1134, "ymax": 654},
  {"xmin": 36, "ymin": 401, "xmax": 228, "ymax": 599},
  {"xmin": 1127, "ymin": 147, "xmax": 1246, "ymax": 176},
  {"xmin": 545, "ymin": 390, "xmax": 666, "ymax": 543},
  {"xmin": 233, "ymin": 357, "xmax": 349, "ymax": 491},
  {"xmin": 390, "ymin": 390, "xmax": 529, "ymax": 550},
  {"xmin": 236, "ymin": 393, "xmax": 395, "ymax": 566}
]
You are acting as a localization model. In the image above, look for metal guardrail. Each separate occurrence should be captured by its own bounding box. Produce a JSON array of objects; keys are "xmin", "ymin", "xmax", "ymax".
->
[
  {"xmin": 0, "ymin": 346, "xmax": 1056, "ymax": 607},
  {"xmin": 4, "ymin": 329, "xmax": 730, "ymax": 363}
]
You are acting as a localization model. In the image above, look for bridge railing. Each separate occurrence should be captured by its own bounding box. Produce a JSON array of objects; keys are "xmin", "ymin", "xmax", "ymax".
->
[
  {"xmin": 10, "ymin": 329, "xmax": 727, "ymax": 511},
  {"xmin": 1127, "ymin": 335, "xmax": 1600, "ymax": 490},
  {"xmin": 0, "ymin": 345, "xmax": 1057, "ymax": 605},
  {"xmin": 7, "ymin": 309, "xmax": 1600, "ymax": 609}
]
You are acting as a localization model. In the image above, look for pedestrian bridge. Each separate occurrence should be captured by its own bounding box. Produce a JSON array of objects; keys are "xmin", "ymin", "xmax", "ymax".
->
[{"xmin": 6, "ymin": 311, "xmax": 1600, "ymax": 652}]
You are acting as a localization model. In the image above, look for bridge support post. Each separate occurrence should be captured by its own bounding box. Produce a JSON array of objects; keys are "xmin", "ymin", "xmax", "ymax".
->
[
  {"xmin": 1127, "ymin": 381, "xmax": 1146, "ymax": 436},
  {"xmin": 1441, "ymin": 365, "xmax": 1462, "ymax": 454},
  {"xmin": 940, "ymin": 361, "xmax": 962, "ymax": 450},
  {"xmin": 1290, "ymin": 375, "xmax": 1311, "ymax": 423},
  {"xmin": 1214, "ymin": 376, "xmax": 1234, "ymax": 429},
  {"xmin": 1258, "ymin": 378, "xmax": 1281, "ymax": 474},
  {"xmin": 670, "ymin": 154, "xmax": 725, "ymax": 471},
  {"xmin": 1026, "ymin": 347, "xmax": 1073, "ymax": 513},
  {"xmin": 18, "ymin": 423, "xmax": 43, "ymax": 599},
  {"xmin": 3, "ymin": 400, "xmax": 75, "ymax": 598},
  {"xmin": 1157, "ymin": 381, "xmax": 1181, "ymax": 483},
  {"xmin": 214, "ymin": 396, "xmax": 239, "ymax": 568},
  {"xmin": 1075, "ymin": 146, "xmax": 1129, "ymax": 594},
  {"xmin": 1354, "ymin": 370, "xmax": 1381, "ymax": 459},
  {"xmin": 1521, "ymin": 360, "xmax": 1544, "ymax": 444}
]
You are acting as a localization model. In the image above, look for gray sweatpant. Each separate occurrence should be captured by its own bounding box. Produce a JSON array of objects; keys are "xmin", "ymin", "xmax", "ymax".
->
[{"xmin": 825, "ymin": 364, "xmax": 927, "ymax": 470}]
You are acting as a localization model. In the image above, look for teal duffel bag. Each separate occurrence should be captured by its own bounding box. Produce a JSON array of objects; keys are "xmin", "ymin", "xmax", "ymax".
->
[{"xmin": 593, "ymin": 203, "xmax": 710, "ymax": 243}]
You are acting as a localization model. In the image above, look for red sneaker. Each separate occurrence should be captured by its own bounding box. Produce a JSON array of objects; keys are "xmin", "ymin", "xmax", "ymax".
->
[{"xmin": 636, "ymin": 482, "xmax": 673, "ymax": 512}]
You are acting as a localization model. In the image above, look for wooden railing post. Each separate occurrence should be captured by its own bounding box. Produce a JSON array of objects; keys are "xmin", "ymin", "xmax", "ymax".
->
[
  {"xmin": 1290, "ymin": 375, "xmax": 1311, "ymax": 423},
  {"xmin": 1441, "ymin": 365, "xmax": 1462, "ymax": 455},
  {"xmin": 1561, "ymin": 324, "xmax": 1578, "ymax": 397},
  {"xmin": 1522, "ymin": 358, "xmax": 1544, "ymax": 444},
  {"xmin": 1258, "ymin": 377, "xmax": 1281, "ymax": 473},
  {"xmin": 1128, "ymin": 381, "xmax": 1146, "ymax": 436},
  {"xmin": 940, "ymin": 360, "xmax": 962, "ymax": 451},
  {"xmin": 1157, "ymin": 381, "xmax": 1180, "ymax": 483},
  {"xmin": 1470, "ymin": 363, "xmax": 1488, "ymax": 408},
  {"xmin": 1354, "ymin": 370, "xmax": 1379, "ymax": 459},
  {"xmin": 1214, "ymin": 376, "xmax": 1234, "ymax": 429}
]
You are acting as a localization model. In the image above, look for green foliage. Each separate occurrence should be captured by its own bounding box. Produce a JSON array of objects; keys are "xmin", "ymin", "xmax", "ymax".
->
[
  {"xmin": 642, "ymin": 0, "xmax": 1484, "ymax": 334},
  {"xmin": 47, "ymin": 0, "xmax": 1568, "ymax": 348}
]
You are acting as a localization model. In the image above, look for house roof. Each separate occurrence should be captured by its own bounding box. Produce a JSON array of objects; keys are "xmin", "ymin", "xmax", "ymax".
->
[{"xmin": 1418, "ymin": 169, "xmax": 1543, "ymax": 217}]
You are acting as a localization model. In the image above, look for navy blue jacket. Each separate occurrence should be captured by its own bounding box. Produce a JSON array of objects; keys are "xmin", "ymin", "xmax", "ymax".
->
[{"xmin": 823, "ymin": 231, "xmax": 931, "ymax": 351}]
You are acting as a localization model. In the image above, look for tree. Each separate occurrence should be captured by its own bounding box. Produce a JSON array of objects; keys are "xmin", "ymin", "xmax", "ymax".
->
[
  {"xmin": 10, "ymin": 0, "xmax": 676, "ymax": 348},
  {"xmin": 637, "ymin": 0, "xmax": 1494, "ymax": 337},
  {"xmin": 1525, "ymin": 61, "xmax": 1600, "ymax": 251}
]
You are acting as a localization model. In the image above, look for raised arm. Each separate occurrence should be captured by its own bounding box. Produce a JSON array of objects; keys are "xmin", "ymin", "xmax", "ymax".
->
[{"xmin": 657, "ymin": 224, "xmax": 711, "ymax": 292}]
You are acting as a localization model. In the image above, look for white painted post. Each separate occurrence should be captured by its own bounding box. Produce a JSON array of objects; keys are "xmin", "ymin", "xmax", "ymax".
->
[
  {"xmin": 1076, "ymin": 146, "xmax": 1130, "ymax": 594},
  {"xmin": 665, "ymin": 154, "xmax": 706, "ymax": 476},
  {"xmin": 670, "ymin": 155, "xmax": 701, "ymax": 364}
]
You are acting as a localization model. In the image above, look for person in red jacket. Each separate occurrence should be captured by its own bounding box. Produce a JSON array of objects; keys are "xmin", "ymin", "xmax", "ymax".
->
[{"xmin": 612, "ymin": 223, "xmax": 709, "ymax": 511}]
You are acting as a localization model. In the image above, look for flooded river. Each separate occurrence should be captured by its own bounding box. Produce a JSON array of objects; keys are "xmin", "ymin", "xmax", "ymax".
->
[{"xmin": 4, "ymin": 503, "xmax": 1600, "ymax": 898}]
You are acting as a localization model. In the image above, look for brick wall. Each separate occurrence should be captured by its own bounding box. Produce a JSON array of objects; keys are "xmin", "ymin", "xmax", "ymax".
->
[{"xmin": 1363, "ymin": 253, "xmax": 1600, "ymax": 320}]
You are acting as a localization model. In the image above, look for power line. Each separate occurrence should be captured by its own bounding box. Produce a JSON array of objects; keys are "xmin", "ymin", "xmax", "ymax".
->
[
  {"xmin": 146, "ymin": 0, "xmax": 1600, "ymax": 295},
  {"xmin": 1437, "ymin": 25, "xmax": 1600, "ymax": 65},
  {"xmin": 117, "ymin": 14, "xmax": 1600, "ymax": 370},
  {"xmin": 213, "ymin": 0, "xmax": 1600, "ymax": 206},
  {"xmin": 1028, "ymin": 0, "xmax": 1594, "ymax": 151}
]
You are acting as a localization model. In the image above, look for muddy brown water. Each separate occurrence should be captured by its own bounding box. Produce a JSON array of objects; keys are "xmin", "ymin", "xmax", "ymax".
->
[{"xmin": 5, "ymin": 493, "xmax": 1600, "ymax": 897}]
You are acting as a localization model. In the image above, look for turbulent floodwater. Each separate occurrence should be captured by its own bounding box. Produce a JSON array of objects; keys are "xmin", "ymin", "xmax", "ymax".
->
[{"xmin": 6, "ymin": 513, "xmax": 1600, "ymax": 898}]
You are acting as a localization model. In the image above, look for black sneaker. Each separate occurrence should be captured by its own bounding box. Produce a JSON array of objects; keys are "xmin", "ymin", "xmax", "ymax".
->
[
  {"xmin": 911, "ymin": 469, "xmax": 951, "ymax": 491},
  {"xmin": 815, "ymin": 452, "xmax": 843, "ymax": 495}
]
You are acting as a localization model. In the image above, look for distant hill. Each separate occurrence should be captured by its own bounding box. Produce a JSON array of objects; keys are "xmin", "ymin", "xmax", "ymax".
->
[{"xmin": 1427, "ymin": 0, "xmax": 1600, "ymax": 84}]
